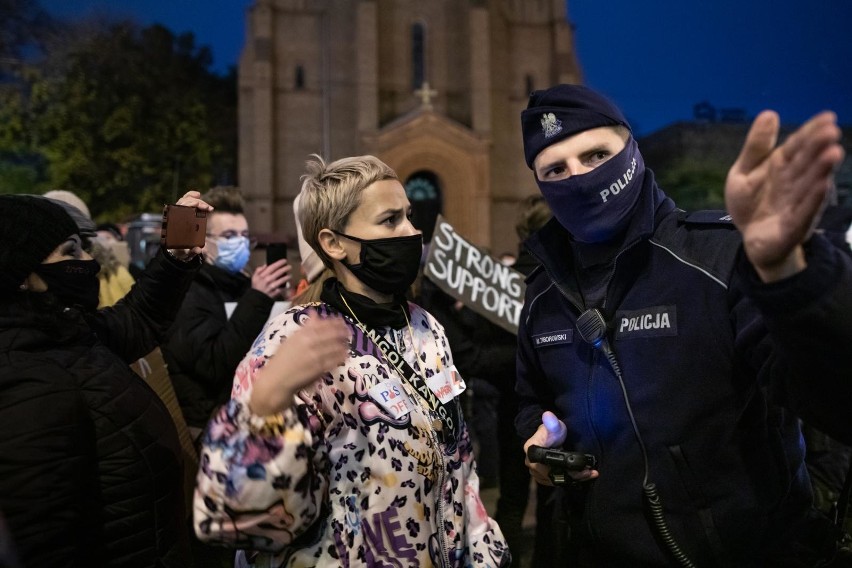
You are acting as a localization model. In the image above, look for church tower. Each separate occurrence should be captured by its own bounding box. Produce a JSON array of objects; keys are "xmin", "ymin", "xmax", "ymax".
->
[{"xmin": 238, "ymin": 0, "xmax": 581, "ymax": 255}]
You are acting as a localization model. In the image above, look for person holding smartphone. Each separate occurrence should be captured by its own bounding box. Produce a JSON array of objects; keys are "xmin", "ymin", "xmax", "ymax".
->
[
  {"xmin": 0, "ymin": 191, "xmax": 208, "ymax": 567},
  {"xmin": 162, "ymin": 186, "xmax": 292, "ymax": 445}
]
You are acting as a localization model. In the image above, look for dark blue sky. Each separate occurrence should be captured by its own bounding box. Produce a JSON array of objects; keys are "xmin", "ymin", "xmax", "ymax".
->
[{"xmin": 41, "ymin": 0, "xmax": 852, "ymax": 137}]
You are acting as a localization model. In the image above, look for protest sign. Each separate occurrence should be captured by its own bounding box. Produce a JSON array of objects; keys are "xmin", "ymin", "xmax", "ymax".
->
[{"xmin": 424, "ymin": 215, "xmax": 525, "ymax": 334}]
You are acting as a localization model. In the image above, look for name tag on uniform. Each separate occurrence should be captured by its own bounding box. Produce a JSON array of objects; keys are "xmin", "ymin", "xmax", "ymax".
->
[
  {"xmin": 368, "ymin": 378, "xmax": 414, "ymax": 419},
  {"xmin": 533, "ymin": 329, "xmax": 573, "ymax": 348}
]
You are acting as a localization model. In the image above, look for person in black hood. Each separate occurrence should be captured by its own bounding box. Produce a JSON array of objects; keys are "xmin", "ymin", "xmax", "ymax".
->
[
  {"xmin": 0, "ymin": 192, "xmax": 207, "ymax": 567},
  {"xmin": 515, "ymin": 84, "xmax": 852, "ymax": 566},
  {"xmin": 161, "ymin": 185, "xmax": 292, "ymax": 438}
]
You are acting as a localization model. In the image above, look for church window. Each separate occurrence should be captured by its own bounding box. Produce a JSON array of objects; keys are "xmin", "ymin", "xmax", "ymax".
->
[
  {"xmin": 295, "ymin": 65, "xmax": 305, "ymax": 90},
  {"xmin": 525, "ymin": 74, "xmax": 535, "ymax": 95},
  {"xmin": 405, "ymin": 171, "xmax": 442, "ymax": 242},
  {"xmin": 412, "ymin": 22, "xmax": 426, "ymax": 89}
]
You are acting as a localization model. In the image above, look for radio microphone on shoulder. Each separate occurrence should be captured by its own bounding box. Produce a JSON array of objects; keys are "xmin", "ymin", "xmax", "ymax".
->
[{"xmin": 576, "ymin": 308, "xmax": 621, "ymax": 377}]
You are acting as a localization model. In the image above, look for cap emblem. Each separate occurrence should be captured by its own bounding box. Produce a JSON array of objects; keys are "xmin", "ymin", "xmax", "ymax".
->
[{"xmin": 541, "ymin": 112, "xmax": 562, "ymax": 138}]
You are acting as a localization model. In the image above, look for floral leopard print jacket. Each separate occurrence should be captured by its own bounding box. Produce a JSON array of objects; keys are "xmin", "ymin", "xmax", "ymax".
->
[{"xmin": 194, "ymin": 302, "xmax": 510, "ymax": 567}]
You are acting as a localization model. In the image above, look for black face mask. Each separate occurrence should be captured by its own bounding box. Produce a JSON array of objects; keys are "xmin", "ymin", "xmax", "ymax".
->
[
  {"xmin": 333, "ymin": 231, "xmax": 423, "ymax": 295},
  {"xmin": 34, "ymin": 259, "xmax": 101, "ymax": 311}
]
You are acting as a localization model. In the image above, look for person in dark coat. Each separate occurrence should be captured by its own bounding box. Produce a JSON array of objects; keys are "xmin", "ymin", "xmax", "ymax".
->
[
  {"xmin": 161, "ymin": 186, "xmax": 292, "ymax": 437},
  {"xmin": 516, "ymin": 85, "xmax": 851, "ymax": 566},
  {"xmin": 803, "ymin": 205, "xmax": 852, "ymax": 518},
  {"xmin": 0, "ymin": 192, "xmax": 207, "ymax": 567}
]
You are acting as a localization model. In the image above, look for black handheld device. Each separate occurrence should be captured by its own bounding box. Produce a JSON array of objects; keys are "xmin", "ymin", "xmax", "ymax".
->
[
  {"xmin": 266, "ymin": 242, "xmax": 288, "ymax": 265},
  {"xmin": 528, "ymin": 445, "xmax": 597, "ymax": 471},
  {"xmin": 528, "ymin": 445, "xmax": 597, "ymax": 486}
]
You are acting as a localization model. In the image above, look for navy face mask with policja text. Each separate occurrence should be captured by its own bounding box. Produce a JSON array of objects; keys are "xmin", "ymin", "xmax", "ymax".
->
[{"xmin": 536, "ymin": 137, "xmax": 646, "ymax": 243}]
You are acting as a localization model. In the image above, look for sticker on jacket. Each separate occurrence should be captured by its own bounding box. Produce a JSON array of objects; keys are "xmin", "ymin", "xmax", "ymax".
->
[
  {"xmin": 426, "ymin": 365, "xmax": 466, "ymax": 403},
  {"xmin": 447, "ymin": 365, "xmax": 466, "ymax": 396},
  {"xmin": 368, "ymin": 378, "xmax": 414, "ymax": 419},
  {"xmin": 614, "ymin": 305, "xmax": 678, "ymax": 339},
  {"xmin": 532, "ymin": 329, "xmax": 573, "ymax": 348}
]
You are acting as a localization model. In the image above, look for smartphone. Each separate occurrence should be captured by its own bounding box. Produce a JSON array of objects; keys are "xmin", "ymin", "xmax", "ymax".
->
[
  {"xmin": 266, "ymin": 242, "xmax": 288, "ymax": 265},
  {"xmin": 161, "ymin": 204, "xmax": 208, "ymax": 249}
]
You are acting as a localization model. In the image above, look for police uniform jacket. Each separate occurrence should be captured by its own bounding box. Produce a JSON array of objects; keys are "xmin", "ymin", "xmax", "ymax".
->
[{"xmin": 515, "ymin": 172, "xmax": 852, "ymax": 566}]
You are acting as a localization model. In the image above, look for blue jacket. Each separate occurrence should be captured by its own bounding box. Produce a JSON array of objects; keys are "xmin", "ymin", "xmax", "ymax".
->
[{"xmin": 515, "ymin": 177, "xmax": 852, "ymax": 566}]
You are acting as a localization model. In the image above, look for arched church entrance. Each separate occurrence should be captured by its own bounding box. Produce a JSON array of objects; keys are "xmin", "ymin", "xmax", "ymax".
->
[{"xmin": 404, "ymin": 170, "xmax": 442, "ymax": 242}]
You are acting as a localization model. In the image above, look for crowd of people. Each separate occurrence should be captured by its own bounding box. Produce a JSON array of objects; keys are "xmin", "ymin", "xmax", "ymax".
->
[{"xmin": 0, "ymin": 82, "xmax": 849, "ymax": 568}]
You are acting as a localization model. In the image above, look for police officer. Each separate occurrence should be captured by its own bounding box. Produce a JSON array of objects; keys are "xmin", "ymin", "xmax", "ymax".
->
[{"xmin": 515, "ymin": 84, "xmax": 851, "ymax": 566}]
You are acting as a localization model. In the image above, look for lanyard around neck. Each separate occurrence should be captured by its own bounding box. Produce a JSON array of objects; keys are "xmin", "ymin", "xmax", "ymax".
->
[{"xmin": 338, "ymin": 292, "xmax": 458, "ymax": 443}]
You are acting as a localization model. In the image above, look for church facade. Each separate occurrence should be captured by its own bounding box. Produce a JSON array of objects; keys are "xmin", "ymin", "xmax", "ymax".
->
[{"xmin": 238, "ymin": 0, "xmax": 582, "ymax": 256}]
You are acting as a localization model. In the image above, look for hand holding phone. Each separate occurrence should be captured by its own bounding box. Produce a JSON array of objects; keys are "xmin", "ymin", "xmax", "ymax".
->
[
  {"xmin": 253, "ymin": 243, "xmax": 292, "ymax": 298},
  {"xmin": 266, "ymin": 242, "xmax": 288, "ymax": 265}
]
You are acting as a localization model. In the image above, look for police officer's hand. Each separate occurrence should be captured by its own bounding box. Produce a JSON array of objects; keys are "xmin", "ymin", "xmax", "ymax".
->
[
  {"xmin": 252, "ymin": 258, "xmax": 292, "ymax": 299},
  {"xmin": 523, "ymin": 411, "xmax": 599, "ymax": 486},
  {"xmin": 248, "ymin": 314, "xmax": 350, "ymax": 416},
  {"xmin": 725, "ymin": 110, "xmax": 845, "ymax": 282}
]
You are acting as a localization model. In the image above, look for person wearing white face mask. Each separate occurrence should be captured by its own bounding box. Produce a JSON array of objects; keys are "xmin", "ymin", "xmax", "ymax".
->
[
  {"xmin": 161, "ymin": 186, "xmax": 292, "ymax": 445},
  {"xmin": 207, "ymin": 225, "xmax": 251, "ymax": 274}
]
